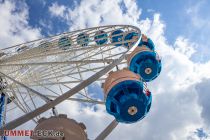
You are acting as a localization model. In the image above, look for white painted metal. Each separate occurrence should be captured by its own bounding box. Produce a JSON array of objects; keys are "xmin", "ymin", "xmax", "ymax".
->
[
  {"xmin": 0, "ymin": 25, "xmax": 141, "ymax": 139},
  {"xmin": 95, "ymin": 119, "xmax": 119, "ymax": 140}
]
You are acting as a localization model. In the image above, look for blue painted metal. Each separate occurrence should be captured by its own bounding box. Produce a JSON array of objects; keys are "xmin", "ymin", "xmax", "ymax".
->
[
  {"xmin": 129, "ymin": 51, "xmax": 162, "ymax": 82},
  {"xmin": 0, "ymin": 93, "xmax": 7, "ymax": 140},
  {"xmin": 124, "ymin": 32, "xmax": 139, "ymax": 48},
  {"xmin": 138, "ymin": 37, "xmax": 155, "ymax": 51},
  {"xmin": 105, "ymin": 80, "xmax": 152, "ymax": 123},
  {"xmin": 39, "ymin": 41, "xmax": 52, "ymax": 49},
  {"xmin": 94, "ymin": 30, "xmax": 108, "ymax": 45},
  {"xmin": 0, "ymin": 94, "xmax": 5, "ymax": 126},
  {"xmin": 77, "ymin": 33, "xmax": 89, "ymax": 47},
  {"xmin": 58, "ymin": 36, "xmax": 72, "ymax": 50},
  {"xmin": 111, "ymin": 30, "xmax": 124, "ymax": 46}
]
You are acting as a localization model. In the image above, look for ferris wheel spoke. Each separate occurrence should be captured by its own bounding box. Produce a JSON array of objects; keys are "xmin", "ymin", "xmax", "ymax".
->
[
  {"xmin": 95, "ymin": 119, "xmax": 119, "ymax": 140},
  {"xmin": 37, "ymin": 45, "xmax": 98, "ymax": 77},
  {"xmin": 3, "ymin": 77, "xmax": 30, "ymax": 113},
  {"xmin": 6, "ymin": 95, "xmax": 38, "ymax": 112},
  {"xmin": 54, "ymin": 80, "xmax": 97, "ymax": 101},
  {"xmin": 54, "ymin": 82, "xmax": 97, "ymax": 102},
  {"xmin": 16, "ymin": 87, "xmax": 33, "ymax": 113},
  {"xmin": 9, "ymin": 90, "xmax": 28, "ymax": 114},
  {"xmin": 38, "ymin": 44, "xmax": 118, "ymax": 79},
  {"xmin": 0, "ymin": 59, "xmax": 114, "ymax": 67},
  {"xmin": 29, "ymin": 78, "xmax": 105, "ymax": 87},
  {"xmin": 3, "ymin": 45, "xmax": 75, "ymax": 63},
  {"xmin": 11, "ymin": 98, "xmax": 38, "ymax": 124},
  {"xmin": 38, "ymin": 38, "xmax": 126, "ymax": 78},
  {"xmin": 0, "ymin": 71, "xmax": 50, "ymax": 102},
  {"xmin": 38, "ymin": 62, "xmax": 102, "ymax": 82},
  {"xmin": 34, "ymin": 71, "xmax": 104, "ymax": 86},
  {"xmin": 39, "ymin": 42, "xmax": 110, "ymax": 76},
  {"xmin": 6, "ymin": 87, "xmax": 40, "ymax": 123},
  {"xmin": 7, "ymin": 83, "xmax": 49, "ymax": 122},
  {"xmin": 45, "ymin": 95, "xmax": 104, "ymax": 105},
  {"xmin": 35, "ymin": 61, "xmax": 126, "ymax": 84}
]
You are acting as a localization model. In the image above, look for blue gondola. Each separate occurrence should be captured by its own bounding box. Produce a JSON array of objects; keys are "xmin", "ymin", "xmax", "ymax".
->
[
  {"xmin": 94, "ymin": 30, "xmax": 108, "ymax": 45},
  {"xmin": 58, "ymin": 36, "xmax": 72, "ymax": 50},
  {"xmin": 106, "ymin": 80, "xmax": 152, "ymax": 123},
  {"xmin": 104, "ymin": 70, "xmax": 152, "ymax": 123},
  {"xmin": 124, "ymin": 32, "xmax": 139, "ymax": 48},
  {"xmin": 128, "ymin": 47, "xmax": 162, "ymax": 82},
  {"xmin": 77, "ymin": 33, "xmax": 89, "ymax": 47},
  {"xmin": 111, "ymin": 29, "xmax": 124, "ymax": 46}
]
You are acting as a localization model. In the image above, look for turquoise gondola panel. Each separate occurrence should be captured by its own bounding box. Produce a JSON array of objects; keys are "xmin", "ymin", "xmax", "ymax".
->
[
  {"xmin": 94, "ymin": 30, "xmax": 108, "ymax": 45},
  {"xmin": 39, "ymin": 41, "xmax": 52, "ymax": 49},
  {"xmin": 77, "ymin": 33, "xmax": 89, "ymax": 47},
  {"xmin": 58, "ymin": 36, "xmax": 72, "ymax": 50},
  {"xmin": 111, "ymin": 29, "xmax": 124, "ymax": 46},
  {"xmin": 124, "ymin": 32, "xmax": 139, "ymax": 48}
]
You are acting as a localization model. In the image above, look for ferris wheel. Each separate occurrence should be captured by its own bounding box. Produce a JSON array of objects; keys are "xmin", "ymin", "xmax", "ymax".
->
[{"xmin": 0, "ymin": 25, "xmax": 161, "ymax": 140}]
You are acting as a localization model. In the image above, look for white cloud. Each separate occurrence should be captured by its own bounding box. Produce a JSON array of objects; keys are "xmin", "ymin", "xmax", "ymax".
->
[
  {"xmin": 48, "ymin": 2, "xmax": 67, "ymax": 17},
  {"xmin": 174, "ymin": 36, "xmax": 196, "ymax": 58},
  {"xmin": 147, "ymin": 9, "xmax": 155, "ymax": 13},
  {"xmin": 45, "ymin": 0, "xmax": 210, "ymax": 140},
  {"xmin": 49, "ymin": 0, "xmax": 141, "ymax": 30},
  {"xmin": 195, "ymin": 79, "xmax": 210, "ymax": 129},
  {"xmin": 0, "ymin": 0, "xmax": 41, "ymax": 49}
]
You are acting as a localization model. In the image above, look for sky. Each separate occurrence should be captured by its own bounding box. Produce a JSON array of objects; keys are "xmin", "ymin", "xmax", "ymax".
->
[{"xmin": 0, "ymin": 0, "xmax": 210, "ymax": 140}]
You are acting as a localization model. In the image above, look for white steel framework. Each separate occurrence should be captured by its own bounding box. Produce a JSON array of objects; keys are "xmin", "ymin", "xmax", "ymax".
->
[{"xmin": 0, "ymin": 25, "xmax": 141, "ymax": 139}]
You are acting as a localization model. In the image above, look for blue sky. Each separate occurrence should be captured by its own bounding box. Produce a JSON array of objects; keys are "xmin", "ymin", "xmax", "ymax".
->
[
  {"xmin": 22, "ymin": 0, "xmax": 210, "ymax": 62},
  {"xmin": 137, "ymin": 0, "xmax": 210, "ymax": 62},
  {"xmin": 2, "ymin": 0, "xmax": 209, "ymax": 51},
  {"xmin": 138, "ymin": 0, "xmax": 193, "ymax": 43},
  {"xmin": 1, "ymin": 0, "xmax": 210, "ymax": 140},
  {"xmin": 24, "ymin": 0, "xmax": 209, "ymax": 42}
]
